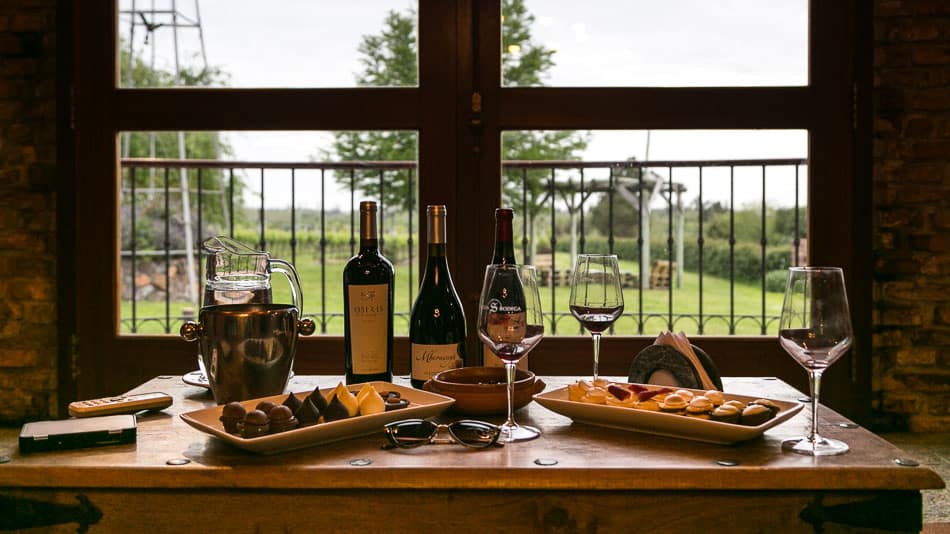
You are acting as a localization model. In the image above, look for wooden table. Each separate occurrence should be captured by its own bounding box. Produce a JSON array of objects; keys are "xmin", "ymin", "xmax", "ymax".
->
[{"xmin": 0, "ymin": 376, "xmax": 943, "ymax": 533}]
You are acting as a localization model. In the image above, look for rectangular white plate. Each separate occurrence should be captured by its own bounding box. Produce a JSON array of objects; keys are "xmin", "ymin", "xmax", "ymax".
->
[
  {"xmin": 533, "ymin": 384, "xmax": 802, "ymax": 445},
  {"xmin": 181, "ymin": 381, "xmax": 455, "ymax": 454}
]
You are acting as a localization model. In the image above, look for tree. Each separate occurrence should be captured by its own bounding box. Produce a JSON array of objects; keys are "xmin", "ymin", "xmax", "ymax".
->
[
  {"xmin": 119, "ymin": 41, "xmax": 235, "ymax": 251},
  {"xmin": 331, "ymin": 1, "xmax": 589, "ymax": 259},
  {"xmin": 330, "ymin": 10, "xmax": 417, "ymax": 213}
]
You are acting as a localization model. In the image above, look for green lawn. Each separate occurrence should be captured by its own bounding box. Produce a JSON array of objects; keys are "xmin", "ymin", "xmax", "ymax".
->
[{"xmin": 121, "ymin": 253, "xmax": 784, "ymax": 337}]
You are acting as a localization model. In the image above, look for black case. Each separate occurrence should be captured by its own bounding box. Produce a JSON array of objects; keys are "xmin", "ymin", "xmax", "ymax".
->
[{"xmin": 19, "ymin": 415, "xmax": 137, "ymax": 453}]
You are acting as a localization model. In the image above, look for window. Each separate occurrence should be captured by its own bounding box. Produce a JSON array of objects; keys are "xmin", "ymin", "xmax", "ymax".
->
[{"xmin": 74, "ymin": 1, "xmax": 868, "ymax": 417}]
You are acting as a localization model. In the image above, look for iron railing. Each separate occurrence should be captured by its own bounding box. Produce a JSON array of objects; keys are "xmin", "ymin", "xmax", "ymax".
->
[{"xmin": 119, "ymin": 157, "xmax": 807, "ymax": 336}]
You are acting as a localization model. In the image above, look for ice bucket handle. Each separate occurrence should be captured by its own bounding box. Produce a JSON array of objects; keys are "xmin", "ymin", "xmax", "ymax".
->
[{"xmin": 180, "ymin": 317, "xmax": 315, "ymax": 341}]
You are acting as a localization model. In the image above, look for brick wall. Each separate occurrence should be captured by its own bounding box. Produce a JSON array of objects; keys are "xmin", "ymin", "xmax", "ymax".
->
[
  {"xmin": 0, "ymin": 0, "xmax": 58, "ymax": 422},
  {"xmin": 873, "ymin": 1, "xmax": 950, "ymax": 431}
]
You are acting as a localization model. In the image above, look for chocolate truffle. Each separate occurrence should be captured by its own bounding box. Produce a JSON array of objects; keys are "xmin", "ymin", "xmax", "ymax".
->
[
  {"xmin": 255, "ymin": 400, "xmax": 277, "ymax": 415},
  {"xmin": 268, "ymin": 405, "xmax": 299, "ymax": 433},
  {"xmin": 242, "ymin": 409, "xmax": 270, "ymax": 438},
  {"xmin": 384, "ymin": 397, "xmax": 410, "ymax": 411},
  {"xmin": 220, "ymin": 402, "xmax": 246, "ymax": 434}
]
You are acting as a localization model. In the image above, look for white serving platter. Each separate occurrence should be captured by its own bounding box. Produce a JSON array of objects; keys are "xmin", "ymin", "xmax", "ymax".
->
[
  {"xmin": 181, "ymin": 381, "xmax": 455, "ymax": 454},
  {"xmin": 533, "ymin": 383, "xmax": 803, "ymax": 445}
]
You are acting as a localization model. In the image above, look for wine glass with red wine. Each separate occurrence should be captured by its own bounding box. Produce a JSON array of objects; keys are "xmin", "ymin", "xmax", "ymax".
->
[
  {"xmin": 779, "ymin": 267, "xmax": 853, "ymax": 456},
  {"xmin": 477, "ymin": 264, "xmax": 544, "ymax": 443},
  {"xmin": 569, "ymin": 254, "xmax": 624, "ymax": 382}
]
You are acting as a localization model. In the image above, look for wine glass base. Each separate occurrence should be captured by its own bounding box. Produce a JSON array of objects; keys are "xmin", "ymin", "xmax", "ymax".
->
[
  {"xmin": 500, "ymin": 423, "xmax": 540, "ymax": 443},
  {"xmin": 781, "ymin": 436, "xmax": 849, "ymax": 456}
]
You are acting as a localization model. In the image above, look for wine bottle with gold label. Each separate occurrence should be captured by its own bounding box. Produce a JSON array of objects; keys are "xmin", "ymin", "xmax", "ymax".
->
[
  {"xmin": 409, "ymin": 205, "xmax": 466, "ymax": 388},
  {"xmin": 343, "ymin": 201, "xmax": 394, "ymax": 384}
]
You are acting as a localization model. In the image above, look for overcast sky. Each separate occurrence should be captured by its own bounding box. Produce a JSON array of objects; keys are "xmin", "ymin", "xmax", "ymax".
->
[{"xmin": 119, "ymin": 1, "xmax": 808, "ymax": 210}]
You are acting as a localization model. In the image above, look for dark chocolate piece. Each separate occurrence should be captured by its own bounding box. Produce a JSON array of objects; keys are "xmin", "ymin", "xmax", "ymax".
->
[
  {"xmin": 306, "ymin": 387, "xmax": 329, "ymax": 414},
  {"xmin": 323, "ymin": 395, "xmax": 350, "ymax": 422},
  {"xmin": 740, "ymin": 404, "xmax": 772, "ymax": 426},
  {"xmin": 282, "ymin": 393, "xmax": 302, "ymax": 413},
  {"xmin": 294, "ymin": 397, "xmax": 321, "ymax": 427},
  {"xmin": 384, "ymin": 398, "xmax": 410, "ymax": 411}
]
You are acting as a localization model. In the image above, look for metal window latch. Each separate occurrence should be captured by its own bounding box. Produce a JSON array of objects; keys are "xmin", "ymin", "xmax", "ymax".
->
[
  {"xmin": 0, "ymin": 493, "xmax": 102, "ymax": 533},
  {"xmin": 470, "ymin": 92, "xmax": 482, "ymax": 127}
]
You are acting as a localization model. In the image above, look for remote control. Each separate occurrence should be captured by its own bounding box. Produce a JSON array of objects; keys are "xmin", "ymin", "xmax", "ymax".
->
[{"xmin": 68, "ymin": 392, "xmax": 173, "ymax": 418}]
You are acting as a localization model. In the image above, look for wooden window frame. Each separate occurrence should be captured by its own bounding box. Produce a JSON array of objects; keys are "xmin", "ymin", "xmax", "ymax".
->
[{"xmin": 70, "ymin": 1, "xmax": 871, "ymax": 420}]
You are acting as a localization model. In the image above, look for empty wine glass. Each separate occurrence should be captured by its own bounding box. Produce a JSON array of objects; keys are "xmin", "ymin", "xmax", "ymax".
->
[
  {"xmin": 779, "ymin": 267, "xmax": 853, "ymax": 456},
  {"xmin": 477, "ymin": 264, "xmax": 544, "ymax": 443},
  {"xmin": 569, "ymin": 254, "xmax": 624, "ymax": 382}
]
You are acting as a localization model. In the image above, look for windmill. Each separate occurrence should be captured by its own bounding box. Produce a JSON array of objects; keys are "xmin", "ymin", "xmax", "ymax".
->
[{"xmin": 119, "ymin": 0, "xmax": 209, "ymax": 305}]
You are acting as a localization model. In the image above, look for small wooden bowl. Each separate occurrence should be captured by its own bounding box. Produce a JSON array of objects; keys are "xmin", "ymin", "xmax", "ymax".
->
[{"xmin": 423, "ymin": 367, "xmax": 546, "ymax": 416}]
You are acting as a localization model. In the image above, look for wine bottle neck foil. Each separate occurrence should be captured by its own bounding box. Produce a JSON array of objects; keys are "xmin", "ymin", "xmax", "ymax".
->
[
  {"xmin": 426, "ymin": 205, "xmax": 447, "ymax": 245},
  {"xmin": 359, "ymin": 201, "xmax": 378, "ymax": 243},
  {"xmin": 492, "ymin": 207, "xmax": 515, "ymax": 264}
]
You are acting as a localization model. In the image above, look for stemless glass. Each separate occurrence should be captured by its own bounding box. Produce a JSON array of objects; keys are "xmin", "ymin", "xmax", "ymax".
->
[
  {"xmin": 778, "ymin": 267, "xmax": 853, "ymax": 456},
  {"xmin": 477, "ymin": 264, "xmax": 544, "ymax": 443},
  {"xmin": 569, "ymin": 254, "xmax": 624, "ymax": 382}
]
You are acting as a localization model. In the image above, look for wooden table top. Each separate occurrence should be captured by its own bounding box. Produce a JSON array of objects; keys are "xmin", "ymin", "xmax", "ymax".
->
[{"xmin": 0, "ymin": 376, "xmax": 943, "ymax": 493}]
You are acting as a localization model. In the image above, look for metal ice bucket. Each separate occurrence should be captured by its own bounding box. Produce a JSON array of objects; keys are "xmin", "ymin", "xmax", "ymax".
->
[{"xmin": 180, "ymin": 304, "xmax": 315, "ymax": 404}]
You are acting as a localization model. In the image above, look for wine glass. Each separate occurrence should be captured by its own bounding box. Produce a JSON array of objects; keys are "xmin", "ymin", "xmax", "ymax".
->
[
  {"xmin": 477, "ymin": 264, "xmax": 544, "ymax": 443},
  {"xmin": 778, "ymin": 267, "xmax": 853, "ymax": 456},
  {"xmin": 569, "ymin": 254, "xmax": 624, "ymax": 382}
]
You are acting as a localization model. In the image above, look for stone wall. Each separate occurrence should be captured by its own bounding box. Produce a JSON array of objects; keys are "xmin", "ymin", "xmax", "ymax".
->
[
  {"xmin": 0, "ymin": 0, "xmax": 58, "ymax": 421},
  {"xmin": 873, "ymin": 0, "xmax": 950, "ymax": 431}
]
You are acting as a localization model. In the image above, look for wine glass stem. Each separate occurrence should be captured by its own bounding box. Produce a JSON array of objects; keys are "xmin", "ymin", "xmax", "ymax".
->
[
  {"xmin": 808, "ymin": 369, "xmax": 823, "ymax": 444},
  {"xmin": 592, "ymin": 333, "xmax": 601, "ymax": 382},
  {"xmin": 505, "ymin": 361, "xmax": 517, "ymax": 428}
]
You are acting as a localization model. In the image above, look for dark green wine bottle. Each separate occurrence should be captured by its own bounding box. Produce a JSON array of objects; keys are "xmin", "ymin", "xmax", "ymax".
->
[
  {"xmin": 483, "ymin": 208, "xmax": 529, "ymax": 369},
  {"xmin": 409, "ymin": 205, "xmax": 467, "ymax": 388},
  {"xmin": 343, "ymin": 201, "xmax": 394, "ymax": 384}
]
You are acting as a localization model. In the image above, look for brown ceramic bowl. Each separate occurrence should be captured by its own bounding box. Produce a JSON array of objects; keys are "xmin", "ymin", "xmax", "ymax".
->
[{"xmin": 423, "ymin": 367, "xmax": 546, "ymax": 415}]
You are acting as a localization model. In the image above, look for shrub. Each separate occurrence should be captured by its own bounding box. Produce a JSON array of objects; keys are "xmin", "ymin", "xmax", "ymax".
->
[
  {"xmin": 551, "ymin": 235, "xmax": 791, "ymax": 285},
  {"xmin": 766, "ymin": 269, "xmax": 789, "ymax": 293}
]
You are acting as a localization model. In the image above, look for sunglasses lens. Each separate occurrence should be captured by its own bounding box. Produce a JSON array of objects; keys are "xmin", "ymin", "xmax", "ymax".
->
[
  {"xmin": 450, "ymin": 421, "xmax": 499, "ymax": 448},
  {"xmin": 387, "ymin": 420, "xmax": 435, "ymax": 447}
]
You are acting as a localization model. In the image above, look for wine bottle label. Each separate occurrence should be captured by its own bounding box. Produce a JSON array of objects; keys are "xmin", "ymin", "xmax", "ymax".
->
[
  {"xmin": 348, "ymin": 283, "xmax": 389, "ymax": 374},
  {"xmin": 411, "ymin": 343, "xmax": 463, "ymax": 381}
]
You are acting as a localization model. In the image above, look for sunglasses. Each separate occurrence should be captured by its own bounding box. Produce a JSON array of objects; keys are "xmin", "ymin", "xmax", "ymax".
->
[{"xmin": 383, "ymin": 419, "xmax": 502, "ymax": 449}]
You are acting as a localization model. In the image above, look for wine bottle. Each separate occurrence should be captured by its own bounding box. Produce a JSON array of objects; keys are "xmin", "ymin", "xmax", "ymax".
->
[
  {"xmin": 343, "ymin": 201, "xmax": 394, "ymax": 384},
  {"xmin": 483, "ymin": 208, "xmax": 529, "ymax": 369},
  {"xmin": 409, "ymin": 205, "xmax": 467, "ymax": 388}
]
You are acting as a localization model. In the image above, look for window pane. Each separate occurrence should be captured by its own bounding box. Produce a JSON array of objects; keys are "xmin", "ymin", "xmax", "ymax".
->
[
  {"xmin": 118, "ymin": 130, "xmax": 419, "ymax": 336},
  {"xmin": 117, "ymin": 1, "xmax": 418, "ymax": 88},
  {"xmin": 501, "ymin": 129, "xmax": 808, "ymax": 337},
  {"xmin": 502, "ymin": 1, "xmax": 807, "ymax": 87}
]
